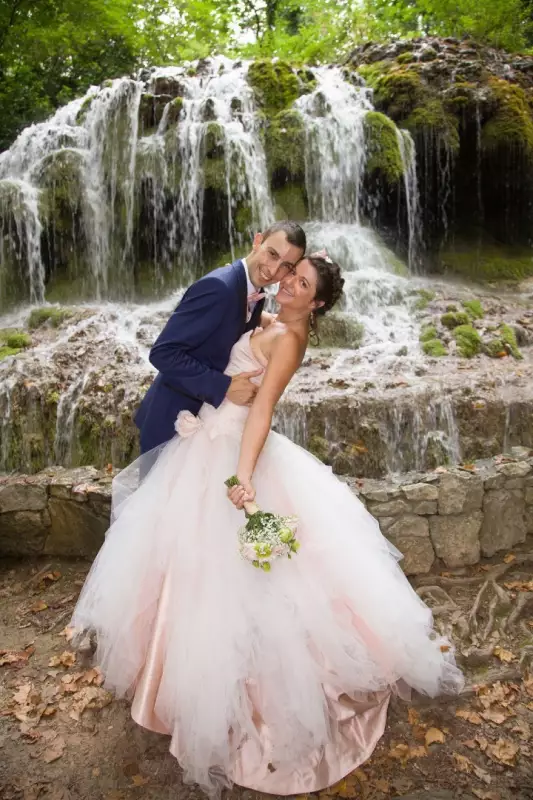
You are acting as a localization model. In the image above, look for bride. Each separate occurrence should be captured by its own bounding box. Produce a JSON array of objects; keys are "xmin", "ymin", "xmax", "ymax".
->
[{"xmin": 70, "ymin": 253, "xmax": 463, "ymax": 795}]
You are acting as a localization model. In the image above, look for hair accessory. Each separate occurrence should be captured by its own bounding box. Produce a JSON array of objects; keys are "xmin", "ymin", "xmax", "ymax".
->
[{"xmin": 311, "ymin": 248, "xmax": 333, "ymax": 264}]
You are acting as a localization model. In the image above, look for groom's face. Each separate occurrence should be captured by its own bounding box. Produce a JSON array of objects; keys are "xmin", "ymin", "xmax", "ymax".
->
[{"xmin": 247, "ymin": 232, "xmax": 304, "ymax": 289}]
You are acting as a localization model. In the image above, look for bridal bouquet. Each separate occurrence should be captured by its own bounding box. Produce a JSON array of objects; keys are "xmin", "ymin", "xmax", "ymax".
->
[{"xmin": 225, "ymin": 476, "xmax": 300, "ymax": 571}]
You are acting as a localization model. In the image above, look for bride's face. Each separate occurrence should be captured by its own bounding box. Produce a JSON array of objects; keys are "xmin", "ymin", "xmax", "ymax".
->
[{"xmin": 275, "ymin": 259, "xmax": 322, "ymax": 314}]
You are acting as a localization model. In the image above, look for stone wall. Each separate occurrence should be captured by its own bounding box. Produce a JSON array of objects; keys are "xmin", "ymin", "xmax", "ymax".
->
[{"xmin": 1, "ymin": 450, "xmax": 532, "ymax": 572}]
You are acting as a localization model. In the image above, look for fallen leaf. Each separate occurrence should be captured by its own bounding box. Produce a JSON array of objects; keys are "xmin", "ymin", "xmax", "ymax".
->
[
  {"xmin": 503, "ymin": 553, "xmax": 516, "ymax": 564},
  {"xmin": 30, "ymin": 601, "xmax": 48, "ymax": 613},
  {"xmin": 68, "ymin": 686, "xmax": 113, "ymax": 721},
  {"xmin": 480, "ymin": 707, "xmax": 509, "ymax": 725},
  {"xmin": 409, "ymin": 745, "xmax": 427, "ymax": 758},
  {"xmin": 493, "ymin": 646, "xmax": 515, "ymax": 663},
  {"xmin": 407, "ymin": 707, "xmax": 420, "ymax": 726},
  {"xmin": 486, "ymin": 738, "xmax": 519, "ymax": 765},
  {"xmin": 0, "ymin": 645, "xmax": 35, "ymax": 667},
  {"xmin": 13, "ymin": 683, "xmax": 32, "ymax": 705},
  {"xmin": 472, "ymin": 791, "xmax": 500, "ymax": 800},
  {"xmin": 440, "ymin": 644, "xmax": 451, "ymax": 653},
  {"xmin": 425, "ymin": 727, "xmax": 445, "ymax": 746},
  {"xmin": 92, "ymin": 768, "xmax": 101, "ymax": 777},
  {"xmin": 373, "ymin": 779, "xmax": 390, "ymax": 793},
  {"xmin": 456, "ymin": 709, "xmax": 483, "ymax": 725},
  {"xmin": 42, "ymin": 735, "xmax": 66, "ymax": 763},
  {"xmin": 48, "ymin": 651, "xmax": 76, "ymax": 668},
  {"xmin": 453, "ymin": 752, "xmax": 472, "ymax": 773}
]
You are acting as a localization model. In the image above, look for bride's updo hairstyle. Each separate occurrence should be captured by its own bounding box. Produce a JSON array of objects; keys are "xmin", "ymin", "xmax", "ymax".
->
[{"xmin": 307, "ymin": 252, "xmax": 345, "ymax": 344}]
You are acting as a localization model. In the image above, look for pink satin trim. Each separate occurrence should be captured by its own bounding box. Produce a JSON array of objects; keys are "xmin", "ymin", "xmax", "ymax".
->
[{"xmin": 130, "ymin": 578, "xmax": 392, "ymax": 794}]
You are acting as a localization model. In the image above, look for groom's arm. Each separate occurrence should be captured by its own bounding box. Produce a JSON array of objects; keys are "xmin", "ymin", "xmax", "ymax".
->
[{"xmin": 149, "ymin": 277, "xmax": 232, "ymax": 408}]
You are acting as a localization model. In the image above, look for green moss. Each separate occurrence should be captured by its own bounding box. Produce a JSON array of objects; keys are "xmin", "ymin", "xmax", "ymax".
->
[
  {"xmin": 166, "ymin": 97, "xmax": 183, "ymax": 128},
  {"xmin": 440, "ymin": 247, "xmax": 533, "ymax": 282},
  {"xmin": 234, "ymin": 205, "xmax": 252, "ymax": 235},
  {"xmin": 462, "ymin": 299, "xmax": 484, "ymax": 319},
  {"xmin": 28, "ymin": 306, "xmax": 72, "ymax": 330},
  {"xmin": 412, "ymin": 288, "xmax": 436, "ymax": 311},
  {"xmin": 482, "ymin": 78, "xmax": 533, "ymax": 159},
  {"xmin": 500, "ymin": 323, "xmax": 523, "ymax": 360},
  {"xmin": 371, "ymin": 66, "xmax": 423, "ymax": 119},
  {"xmin": 308, "ymin": 435, "xmax": 330, "ymax": 463},
  {"xmin": 203, "ymin": 122, "xmax": 224, "ymax": 158},
  {"xmin": 441, "ymin": 311, "xmax": 470, "ymax": 329},
  {"xmin": 265, "ymin": 109, "xmax": 305, "ymax": 179},
  {"xmin": 453, "ymin": 324, "xmax": 482, "ymax": 358},
  {"xmin": 272, "ymin": 185, "xmax": 307, "ymax": 221},
  {"xmin": 76, "ymin": 94, "xmax": 94, "ymax": 125},
  {"xmin": 247, "ymin": 60, "xmax": 300, "ymax": 113},
  {"xmin": 422, "ymin": 338, "xmax": 447, "ymax": 356},
  {"xmin": 0, "ymin": 346, "xmax": 21, "ymax": 360},
  {"xmin": 397, "ymin": 52, "xmax": 415, "ymax": 64},
  {"xmin": 311, "ymin": 314, "xmax": 364, "ymax": 349},
  {"xmin": 5, "ymin": 332, "xmax": 31, "ymax": 349},
  {"xmin": 484, "ymin": 337, "xmax": 507, "ymax": 358},
  {"xmin": 46, "ymin": 390, "xmax": 60, "ymax": 405},
  {"xmin": 419, "ymin": 325, "xmax": 438, "ymax": 342},
  {"xmin": 363, "ymin": 111, "xmax": 404, "ymax": 184},
  {"xmin": 203, "ymin": 157, "xmax": 227, "ymax": 193},
  {"xmin": 404, "ymin": 98, "xmax": 459, "ymax": 151}
]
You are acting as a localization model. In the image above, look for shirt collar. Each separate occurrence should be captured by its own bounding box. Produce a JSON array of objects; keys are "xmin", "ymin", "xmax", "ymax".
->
[{"xmin": 242, "ymin": 257, "xmax": 256, "ymax": 296}]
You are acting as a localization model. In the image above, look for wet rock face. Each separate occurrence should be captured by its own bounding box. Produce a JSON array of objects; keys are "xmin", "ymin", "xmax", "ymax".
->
[
  {"xmin": 3, "ymin": 453, "xmax": 531, "ymax": 575},
  {"xmin": 348, "ymin": 37, "xmax": 533, "ymax": 267}
]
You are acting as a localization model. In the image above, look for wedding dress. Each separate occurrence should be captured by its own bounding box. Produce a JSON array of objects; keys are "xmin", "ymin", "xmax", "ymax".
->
[{"xmin": 71, "ymin": 330, "xmax": 464, "ymax": 795}]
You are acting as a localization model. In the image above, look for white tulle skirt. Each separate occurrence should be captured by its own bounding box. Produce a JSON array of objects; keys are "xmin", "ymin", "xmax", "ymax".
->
[{"xmin": 71, "ymin": 403, "xmax": 463, "ymax": 795}]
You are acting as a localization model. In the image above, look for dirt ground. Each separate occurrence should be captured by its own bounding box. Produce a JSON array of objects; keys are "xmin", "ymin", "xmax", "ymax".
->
[{"xmin": 1, "ymin": 552, "xmax": 533, "ymax": 800}]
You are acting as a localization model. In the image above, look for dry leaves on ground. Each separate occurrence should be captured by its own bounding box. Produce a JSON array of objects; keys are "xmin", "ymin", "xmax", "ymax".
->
[{"xmin": 0, "ymin": 644, "xmax": 35, "ymax": 667}]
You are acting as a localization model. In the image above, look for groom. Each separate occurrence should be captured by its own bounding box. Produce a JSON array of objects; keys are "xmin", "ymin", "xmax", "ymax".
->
[{"xmin": 135, "ymin": 221, "xmax": 306, "ymax": 454}]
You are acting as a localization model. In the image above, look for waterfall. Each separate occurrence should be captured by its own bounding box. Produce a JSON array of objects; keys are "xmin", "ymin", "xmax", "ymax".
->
[
  {"xmin": 397, "ymin": 129, "xmax": 423, "ymax": 271},
  {"xmin": 296, "ymin": 68, "xmax": 373, "ymax": 224}
]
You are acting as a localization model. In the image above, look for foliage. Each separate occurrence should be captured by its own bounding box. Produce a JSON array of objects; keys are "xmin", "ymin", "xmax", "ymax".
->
[{"xmin": 2, "ymin": 0, "xmax": 533, "ymax": 153}]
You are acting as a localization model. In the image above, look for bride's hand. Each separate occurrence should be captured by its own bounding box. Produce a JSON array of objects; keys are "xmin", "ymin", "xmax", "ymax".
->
[{"xmin": 227, "ymin": 477, "xmax": 256, "ymax": 510}]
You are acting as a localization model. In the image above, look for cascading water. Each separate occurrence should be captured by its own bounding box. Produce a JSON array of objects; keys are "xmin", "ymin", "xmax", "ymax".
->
[
  {"xmin": 296, "ymin": 68, "xmax": 373, "ymax": 224},
  {"xmin": 0, "ymin": 56, "xmax": 481, "ymax": 479}
]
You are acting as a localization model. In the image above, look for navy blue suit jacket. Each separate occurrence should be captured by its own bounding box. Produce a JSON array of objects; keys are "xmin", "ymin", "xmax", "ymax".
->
[{"xmin": 135, "ymin": 259, "xmax": 265, "ymax": 453}]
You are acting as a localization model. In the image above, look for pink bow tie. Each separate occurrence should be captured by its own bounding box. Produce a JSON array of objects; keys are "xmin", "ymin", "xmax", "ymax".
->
[{"xmin": 247, "ymin": 291, "xmax": 264, "ymax": 304}]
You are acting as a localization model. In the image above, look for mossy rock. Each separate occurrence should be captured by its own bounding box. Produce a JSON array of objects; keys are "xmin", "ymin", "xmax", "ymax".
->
[
  {"xmin": 234, "ymin": 205, "xmax": 252, "ymax": 235},
  {"xmin": 265, "ymin": 110, "xmax": 305, "ymax": 179},
  {"xmin": 500, "ymin": 323, "xmax": 523, "ymax": 360},
  {"xmin": 364, "ymin": 65, "xmax": 423, "ymax": 119},
  {"xmin": 422, "ymin": 338, "xmax": 447, "ymax": 356},
  {"xmin": 412, "ymin": 288, "xmax": 436, "ymax": 311},
  {"xmin": 462, "ymin": 299, "xmax": 484, "ymax": 319},
  {"xmin": 307, "ymin": 435, "xmax": 331, "ymax": 463},
  {"xmin": 76, "ymin": 94, "xmax": 94, "ymax": 125},
  {"xmin": 441, "ymin": 311, "xmax": 470, "ymax": 329},
  {"xmin": 453, "ymin": 324, "xmax": 482, "ymax": 358},
  {"xmin": 0, "ymin": 345, "xmax": 23, "ymax": 361},
  {"xmin": 2, "ymin": 331, "xmax": 31, "ymax": 349},
  {"xmin": 311, "ymin": 314, "xmax": 364, "ymax": 349},
  {"xmin": 439, "ymin": 248, "xmax": 533, "ymax": 282},
  {"xmin": 203, "ymin": 122, "xmax": 225, "ymax": 159},
  {"xmin": 419, "ymin": 324, "xmax": 438, "ymax": 342},
  {"xmin": 363, "ymin": 111, "xmax": 404, "ymax": 184},
  {"xmin": 247, "ymin": 60, "xmax": 300, "ymax": 113},
  {"xmin": 273, "ymin": 185, "xmax": 307, "ymax": 221},
  {"xmin": 484, "ymin": 337, "xmax": 507, "ymax": 358},
  {"xmin": 482, "ymin": 78, "xmax": 533, "ymax": 160},
  {"xmin": 166, "ymin": 97, "xmax": 183, "ymax": 128},
  {"xmin": 28, "ymin": 306, "xmax": 73, "ymax": 330},
  {"xmin": 203, "ymin": 157, "xmax": 227, "ymax": 193},
  {"xmin": 36, "ymin": 149, "xmax": 85, "ymax": 232},
  {"xmin": 404, "ymin": 97, "xmax": 459, "ymax": 151}
]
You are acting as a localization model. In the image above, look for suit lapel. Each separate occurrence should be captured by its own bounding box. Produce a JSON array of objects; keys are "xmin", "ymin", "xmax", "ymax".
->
[{"xmin": 231, "ymin": 259, "xmax": 248, "ymax": 331}]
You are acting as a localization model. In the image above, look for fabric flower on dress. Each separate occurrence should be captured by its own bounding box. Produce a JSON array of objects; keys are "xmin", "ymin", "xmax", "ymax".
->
[{"xmin": 175, "ymin": 410, "xmax": 203, "ymax": 437}]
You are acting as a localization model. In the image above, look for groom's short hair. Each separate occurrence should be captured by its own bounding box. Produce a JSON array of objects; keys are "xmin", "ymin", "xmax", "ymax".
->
[{"xmin": 261, "ymin": 221, "xmax": 306, "ymax": 252}]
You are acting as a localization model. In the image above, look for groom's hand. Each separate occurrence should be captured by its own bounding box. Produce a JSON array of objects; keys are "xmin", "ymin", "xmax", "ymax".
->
[{"xmin": 226, "ymin": 370, "xmax": 263, "ymax": 405}]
